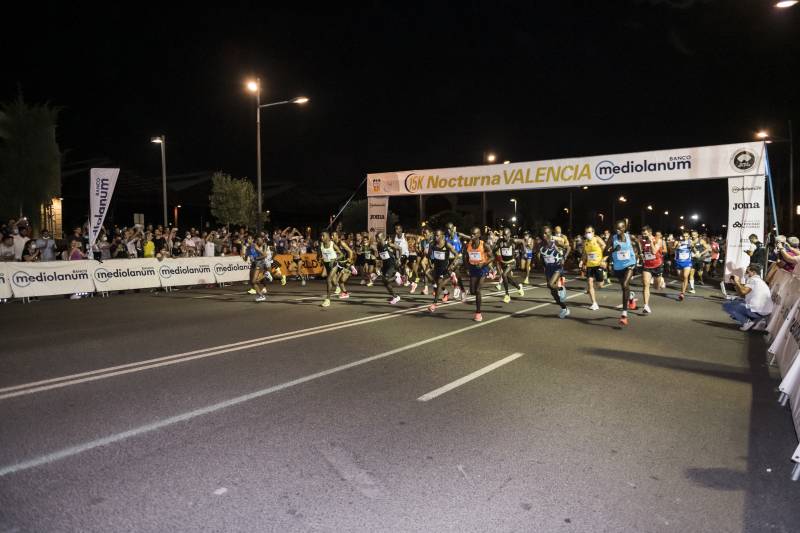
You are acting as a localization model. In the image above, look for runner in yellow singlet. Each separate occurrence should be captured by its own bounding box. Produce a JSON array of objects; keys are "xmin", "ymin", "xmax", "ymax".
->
[{"xmin": 581, "ymin": 225, "xmax": 606, "ymax": 311}]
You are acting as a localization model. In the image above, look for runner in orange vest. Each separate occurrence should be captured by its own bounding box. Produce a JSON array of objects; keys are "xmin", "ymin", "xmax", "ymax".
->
[{"xmin": 466, "ymin": 227, "xmax": 493, "ymax": 322}]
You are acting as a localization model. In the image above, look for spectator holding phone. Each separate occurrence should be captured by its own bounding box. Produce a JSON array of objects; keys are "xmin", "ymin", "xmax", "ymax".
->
[{"xmin": 723, "ymin": 264, "xmax": 773, "ymax": 331}]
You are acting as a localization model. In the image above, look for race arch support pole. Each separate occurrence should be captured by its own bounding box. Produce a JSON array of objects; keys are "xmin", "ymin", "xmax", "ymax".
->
[{"xmin": 326, "ymin": 175, "xmax": 369, "ymax": 232}]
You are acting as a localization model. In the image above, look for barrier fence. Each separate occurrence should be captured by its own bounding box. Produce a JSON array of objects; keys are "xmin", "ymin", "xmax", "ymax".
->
[
  {"xmin": 764, "ymin": 268, "xmax": 800, "ymax": 481},
  {"xmin": 0, "ymin": 254, "xmax": 323, "ymax": 299}
]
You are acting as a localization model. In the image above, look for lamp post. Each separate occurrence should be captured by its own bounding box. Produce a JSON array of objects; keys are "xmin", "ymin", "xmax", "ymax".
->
[
  {"xmin": 757, "ymin": 121, "xmax": 795, "ymax": 233},
  {"xmin": 510, "ymin": 198, "xmax": 517, "ymax": 216},
  {"xmin": 480, "ymin": 151, "xmax": 497, "ymax": 227},
  {"xmin": 150, "ymin": 136, "xmax": 168, "ymax": 227},
  {"xmin": 246, "ymin": 78, "xmax": 309, "ymax": 231}
]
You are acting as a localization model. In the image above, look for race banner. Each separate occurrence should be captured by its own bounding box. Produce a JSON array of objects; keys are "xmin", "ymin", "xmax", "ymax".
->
[
  {"xmin": 367, "ymin": 142, "xmax": 767, "ymax": 196},
  {"xmin": 88, "ymin": 168, "xmax": 120, "ymax": 249},
  {"xmin": 367, "ymin": 196, "xmax": 388, "ymax": 235},
  {"xmin": 272, "ymin": 253, "xmax": 324, "ymax": 277},
  {"xmin": 0, "ymin": 264, "xmax": 13, "ymax": 299},
  {"xmin": 92, "ymin": 259, "xmax": 161, "ymax": 292},
  {"xmin": 212, "ymin": 256, "xmax": 252, "ymax": 283},
  {"xmin": 724, "ymin": 175, "xmax": 765, "ymax": 279},
  {"xmin": 157, "ymin": 257, "xmax": 216, "ymax": 287},
  {"xmin": 7, "ymin": 261, "xmax": 96, "ymax": 298}
]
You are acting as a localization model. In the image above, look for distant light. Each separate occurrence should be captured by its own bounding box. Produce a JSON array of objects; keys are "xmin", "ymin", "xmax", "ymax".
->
[
  {"xmin": 691, "ymin": 214, "xmax": 699, "ymax": 220},
  {"xmin": 150, "ymin": 136, "xmax": 163, "ymax": 144},
  {"xmin": 421, "ymin": 221, "xmax": 427, "ymax": 227},
  {"xmin": 679, "ymin": 225, "xmax": 685, "ymax": 230},
  {"xmin": 680, "ymin": 215, "xmax": 684, "ymax": 220},
  {"xmin": 486, "ymin": 153, "xmax": 496, "ymax": 163},
  {"xmin": 756, "ymin": 130, "xmax": 769, "ymax": 139},
  {"xmin": 177, "ymin": 205, "xmax": 182, "ymax": 208},
  {"xmin": 510, "ymin": 198, "xmax": 516, "ymax": 202},
  {"xmin": 511, "ymin": 216, "xmax": 517, "ymax": 222},
  {"xmin": 765, "ymin": 140, "xmax": 773, "ymax": 144},
  {"xmin": 646, "ymin": 205, "xmax": 653, "ymax": 211},
  {"xmin": 503, "ymin": 160, "xmax": 510, "ymax": 165},
  {"xmin": 292, "ymin": 96, "xmax": 309, "ymax": 104},
  {"xmin": 563, "ymin": 208, "xmax": 569, "ymax": 213},
  {"xmin": 246, "ymin": 80, "xmax": 259, "ymax": 92},
  {"xmin": 664, "ymin": 210, "xmax": 669, "ymax": 215},
  {"xmin": 722, "ymin": 224, "xmax": 727, "ymax": 228},
  {"xmin": 582, "ymin": 186, "xmax": 588, "ymax": 190},
  {"xmin": 776, "ymin": 0, "xmax": 798, "ymax": 8},
  {"xmin": 797, "ymin": 205, "xmax": 800, "ymax": 215},
  {"xmin": 618, "ymin": 196, "xmax": 627, "ymax": 202}
]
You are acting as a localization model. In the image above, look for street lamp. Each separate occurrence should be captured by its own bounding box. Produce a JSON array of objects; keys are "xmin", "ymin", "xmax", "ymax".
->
[
  {"xmin": 510, "ymin": 198, "xmax": 517, "ymax": 216},
  {"xmin": 664, "ymin": 210, "xmax": 669, "ymax": 215},
  {"xmin": 646, "ymin": 205, "xmax": 653, "ymax": 211},
  {"xmin": 246, "ymin": 78, "xmax": 309, "ymax": 230},
  {"xmin": 486, "ymin": 153, "xmax": 496, "ymax": 163},
  {"xmin": 503, "ymin": 160, "xmax": 511, "ymax": 165},
  {"xmin": 775, "ymin": 1, "xmax": 798, "ymax": 7},
  {"xmin": 150, "ymin": 136, "xmax": 168, "ymax": 227},
  {"xmin": 173, "ymin": 204, "xmax": 182, "ymax": 227},
  {"xmin": 619, "ymin": 196, "xmax": 627, "ymax": 202},
  {"xmin": 691, "ymin": 213, "xmax": 699, "ymax": 220},
  {"xmin": 756, "ymin": 123, "xmax": 795, "ymax": 233}
]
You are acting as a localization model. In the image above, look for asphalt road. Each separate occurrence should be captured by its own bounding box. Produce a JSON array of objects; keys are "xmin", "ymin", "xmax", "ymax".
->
[{"xmin": 0, "ymin": 274, "xmax": 798, "ymax": 533}]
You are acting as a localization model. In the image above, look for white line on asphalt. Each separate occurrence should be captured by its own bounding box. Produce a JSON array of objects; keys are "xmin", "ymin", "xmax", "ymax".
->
[
  {"xmin": 0, "ymin": 292, "xmax": 582, "ymax": 477},
  {"xmin": 0, "ymin": 283, "xmax": 553, "ymax": 400},
  {"xmin": 416, "ymin": 352, "xmax": 525, "ymax": 402}
]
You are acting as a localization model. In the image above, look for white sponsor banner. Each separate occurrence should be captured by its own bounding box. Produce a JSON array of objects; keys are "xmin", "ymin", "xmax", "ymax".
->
[
  {"xmin": 212, "ymin": 256, "xmax": 251, "ymax": 283},
  {"xmin": 367, "ymin": 142, "xmax": 767, "ymax": 197},
  {"xmin": 724, "ymin": 175, "xmax": 766, "ymax": 279},
  {"xmin": 92, "ymin": 259, "xmax": 161, "ymax": 292},
  {"xmin": 157, "ymin": 257, "xmax": 216, "ymax": 287},
  {"xmin": 0, "ymin": 264, "xmax": 13, "ymax": 299},
  {"xmin": 8, "ymin": 261, "xmax": 96, "ymax": 297},
  {"xmin": 367, "ymin": 196, "xmax": 388, "ymax": 235},
  {"xmin": 89, "ymin": 168, "xmax": 120, "ymax": 249}
]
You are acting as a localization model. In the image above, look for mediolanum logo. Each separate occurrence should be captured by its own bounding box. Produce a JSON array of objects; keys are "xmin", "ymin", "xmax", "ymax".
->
[
  {"xmin": 731, "ymin": 185, "xmax": 761, "ymax": 193},
  {"xmin": 594, "ymin": 157, "xmax": 691, "ymax": 181},
  {"xmin": 11, "ymin": 269, "xmax": 89, "ymax": 287},
  {"xmin": 214, "ymin": 262, "xmax": 249, "ymax": 275},
  {"xmin": 731, "ymin": 149, "xmax": 757, "ymax": 173}
]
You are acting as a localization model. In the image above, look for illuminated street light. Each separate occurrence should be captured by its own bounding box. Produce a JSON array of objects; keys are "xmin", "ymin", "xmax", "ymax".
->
[
  {"xmin": 664, "ymin": 210, "xmax": 669, "ymax": 215},
  {"xmin": 582, "ymin": 186, "xmax": 588, "ymax": 190},
  {"xmin": 619, "ymin": 196, "xmax": 627, "ymax": 202},
  {"xmin": 775, "ymin": 1, "xmax": 798, "ymax": 8},
  {"xmin": 680, "ymin": 215, "xmax": 684, "ymax": 220},
  {"xmin": 503, "ymin": 160, "xmax": 510, "ymax": 165},
  {"xmin": 292, "ymin": 97, "xmax": 309, "ymax": 104},
  {"xmin": 691, "ymin": 213, "xmax": 699, "ymax": 220},
  {"xmin": 486, "ymin": 153, "xmax": 496, "ymax": 163},
  {"xmin": 246, "ymin": 80, "xmax": 259, "ymax": 92},
  {"xmin": 756, "ymin": 130, "xmax": 769, "ymax": 139},
  {"xmin": 151, "ymin": 135, "xmax": 168, "ymax": 227},
  {"xmin": 511, "ymin": 216, "xmax": 517, "ymax": 223},
  {"xmin": 646, "ymin": 205, "xmax": 653, "ymax": 211}
]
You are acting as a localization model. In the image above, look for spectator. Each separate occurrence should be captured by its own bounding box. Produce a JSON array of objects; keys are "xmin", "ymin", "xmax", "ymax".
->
[
  {"xmin": 154, "ymin": 229, "xmax": 167, "ymax": 256},
  {"xmin": 143, "ymin": 232, "xmax": 156, "ymax": 258},
  {"xmin": 204, "ymin": 232, "xmax": 216, "ymax": 257},
  {"xmin": 723, "ymin": 264, "xmax": 774, "ymax": 331},
  {"xmin": 36, "ymin": 229, "xmax": 57, "ymax": 261},
  {"xmin": 0, "ymin": 234, "xmax": 15, "ymax": 261},
  {"xmin": 111, "ymin": 236, "xmax": 127, "ymax": 259},
  {"xmin": 13, "ymin": 225, "xmax": 30, "ymax": 260},
  {"xmin": 67, "ymin": 239, "xmax": 86, "ymax": 261},
  {"xmin": 745, "ymin": 234, "xmax": 766, "ymax": 276},
  {"xmin": 22, "ymin": 240, "xmax": 41, "ymax": 262},
  {"xmin": 182, "ymin": 231, "xmax": 197, "ymax": 257},
  {"xmin": 70, "ymin": 226, "xmax": 87, "ymax": 252},
  {"xmin": 99, "ymin": 234, "xmax": 112, "ymax": 260}
]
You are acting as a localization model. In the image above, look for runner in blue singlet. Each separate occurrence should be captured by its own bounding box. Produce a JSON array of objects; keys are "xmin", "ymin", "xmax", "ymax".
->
[{"xmin": 604, "ymin": 220, "xmax": 640, "ymax": 326}]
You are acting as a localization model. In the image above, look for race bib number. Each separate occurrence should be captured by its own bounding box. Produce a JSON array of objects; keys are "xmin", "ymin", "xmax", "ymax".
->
[
  {"xmin": 500, "ymin": 247, "xmax": 513, "ymax": 256},
  {"xmin": 322, "ymin": 249, "xmax": 337, "ymax": 261},
  {"xmin": 614, "ymin": 250, "xmax": 631, "ymax": 261},
  {"xmin": 468, "ymin": 251, "xmax": 482, "ymax": 262},
  {"xmin": 678, "ymin": 251, "xmax": 690, "ymax": 261},
  {"xmin": 433, "ymin": 250, "xmax": 446, "ymax": 261},
  {"xmin": 364, "ymin": 252, "xmax": 372, "ymax": 259},
  {"xmin": 544, "ymin": 255, "xmax": 556, "ymax": 264},
  {"xmin": 644, "ymin": 252, "xmax": 656, "ymax": 261},
  {"xmin": 379, "ymin": 251, "xmax": 390, "ymax": 260},
  {"xmin": 587, "ymin": 252, "xmax": 599, "ymax": 261}
]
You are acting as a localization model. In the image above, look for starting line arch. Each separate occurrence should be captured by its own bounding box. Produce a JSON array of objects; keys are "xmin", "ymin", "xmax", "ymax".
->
[{"xmin": 366, "ymin": 141, "xmax": 775, "ymax": 278}]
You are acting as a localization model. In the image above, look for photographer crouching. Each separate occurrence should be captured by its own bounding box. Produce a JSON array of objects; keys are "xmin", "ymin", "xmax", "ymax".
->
[{"xmin": 723, "ymin": 264, "xmax": 774, "ymax": 331}]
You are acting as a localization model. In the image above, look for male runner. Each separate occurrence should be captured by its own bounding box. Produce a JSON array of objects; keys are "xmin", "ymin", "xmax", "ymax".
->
[
  {"xmin": 407, "ymin": 231, "xmax": 420, "ymax": 293},
  {"xmin": 373, "ymin": 232, "xmax": 401, "ymax": 304},
  {"xmin": 541, "ymin": 225, "xmax": 571, "ymax": 318},
  {"xmin": 672, "ymin": 229, "xmax": 693, "ymax": 301},
  {"xmin": 418, "ymin": 227, "xmax": 433, "ymax": 295},
  {"xmin": 639, "ymin": 225, "xmax": 665, "ymax": 314},
  {"xmin": 393, "ymin": 224, "xmax": 410, "ymax": 286},
  {"xmin": 318, "ymin": 231, "xmax": 342, "ymax": 307},
  {"xmin": 605, "ymin": 220, "xmax": 639, "ymax": 326},
  {"xmin": 581, "ymin": 225, "xmax": 606, "ymax": 310},
  {"xmin": 445, "ymin": 223, "xmax": 468, "ymax": 301},
  {"xmin": 249, "ymin": 237, "xmax": 270, "ymax": 302},
  {"xmin": 495, "ymin": 227, "xmax": 524, "ymax": 303},
  {"xmin": 332, "ymin": 231, "xmax": 355, "ymax": 299},
  {"xmin": 427, "ymin": 229, "xmax": 459, "ymax": 312},
  {"xmin": 466, "ymin": 227, "xmax": 493, "ymax": 321},
  {"xmin": 690, "ymin": 230, "xmax": 710, "ymax": 291},
  {"xmin": 288, "ymin": 236, "xmax": 307, "ymax": 286},
  {"xmin": 520, "ymin": 231, "xmax": 535, "ymax": 284}
]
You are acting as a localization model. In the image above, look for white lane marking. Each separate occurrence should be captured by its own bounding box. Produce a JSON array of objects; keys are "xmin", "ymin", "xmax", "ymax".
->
[
  {"xmin": 0, "ymin": 283, "xmax": 550, "ymax": 400},
  {"xmin": 416, "ymin": 352, "xmax": 525, "ymax": 402},
  {"xmin": 0, "ymin": 292, "xmax": 582, "ymax": 477},
  {"xmin": 213, "ymin": 487, "xmax": 228, "ymax": 496}
]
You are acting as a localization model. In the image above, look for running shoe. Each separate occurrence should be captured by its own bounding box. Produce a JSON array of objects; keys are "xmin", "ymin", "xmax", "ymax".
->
[
  {"xmin": 247, "ymin": 288, "xmax": 257, "ymax": 295},
  {"xmin": 390, "ymin": 295, "xmax": 401, "ymax": 304},
  {"xmin": 334, "ymin": 286, "xmax": 341, "ymax": 295},
  {"xmin": 627, "ymin": 297, "xmax": 638, "ymax": 311},
  {"xmin": 366, "ymin": 281, "xmax": 374, "ymax": 287},
  {"xmin": 474, "ymin": 312, "xmax": 483, "ymax": 322},
  {"xmin": 619, "ymin": 314, "xmax": 628, "ymax": 326},
  {"xmin": 404, "ymin": 280, "xmax": 411, "ymax": 287},
  {"xmin": 255, "ymin": 295, "xmax": 266, "ymax": 302},
  {"xmin": 370, "ymin": 272, "xmax": 377, "ymax": 281},
  {"xmin": 495, "ymin": 283, "xmax": 502, "ymax": 292},
  {"xmin": 265, "ymin": 271, "xmax": 273, "ymax": 282},
  {"xmin": 589, "ymin": 302, "xmax": 600, "ymax": 311},
  {"xmin": 321, "ymin": 298, "xmax": 331, "ymax": 307},
  {"xmin": 615, "ymin": 303, "xmax": 624, "ymax": 309},
  {"xmin": 558, "ymin": 308, "xmax": 570, "ymax": 319},
  {"xmin": 415, "ymin": 277, "xmax": 420, "ymax": 283},
  {"xmin": 503, "ymin": 294, "xmax": 511, "ymax": 304},
  {"xmin": 428, "ymin": 304, "xmax": 437, "ymax": 312},
  {"xmin": 261, "ymin": 288, "xmax": 268, "ymax": 295},
  {"xmin": 518, "ymin": 287, "xmax": 524, "ymax": 297},
  {"xmin": 642, "ymin": 304, "xmax": 651, "ymax": 314},
  {"xmin": 753, "ymin": 319, "xmax": 768, "ymax": 331},
  {"xmin": 395, "ymin": 273, "xmax": 403, "ymax": 286},
  {"xmin": 338, "ymin": 291, "xmax": 350, "ymax": 299},
  {"xmin": 688, "ymin": 288, "xmax": 696, "ymax": 294},
  {"xmin": 678, "ymin": 292, "xmax": 685, "ymax": 301},
  {"xmin": 281, "ymin": 276, "xmax": 287, "ymax": 286},
  {"xmin": 301, "ymin": 279, "xmax": 306, "ymax": 286},
  {"xmin": 351, "ymin": 265, "xmax": 358, "ymax": 276},
  {"xmin": 740, "ymin": 320, "xmax": 755, "ymax": 331},
  {"xmin": 422, "ymin": 285, "xmax": 429, "ymax": 295},
  {"xmin": 450, "ymin": 272, "xmax": 458, "ymax": 284},
  {"xmin": 461, "ymin": 291, "xmax": 468, "ymax": 303},
  {"xmin": 453, "ymin": 287, "xmax": 461, "ymax": 299},
  {"xmin": 442, "ymin": 294, "xmax": 450, "ymax": 303},
  {"xmin": 410, "ymin": 282, "xmax": 418, "ymax": 294},
  {"xmin": 523, "ymin": 277, "xmax": 530, "ymax": 284},
  {"xmin": 360, "ymin": 279, "xmax": 366, "ymax": 285}
]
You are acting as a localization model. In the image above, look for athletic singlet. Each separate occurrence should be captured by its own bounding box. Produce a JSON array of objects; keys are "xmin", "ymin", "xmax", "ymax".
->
[
  {"xmin": 320, "ymin": 241, "xmax": 337, "ymax": 263},
  {"xmin": 640, "ymin": 238, "xmax": 663, "ymax": 269},
  {"xmin": 263, "ymin": 247, "xmax": 273, "ymax": 266},
  {"xmin": 394, "ymin": 234, "xmax": 409, "ymax": 256},
  {"xmin": 420, "ymin": 238, "xmax": 431, "ymax": 256},
  {"xmin": 361, "ymin": 242, "xmax": 372, "ymax": 260},
  {"xmin": 446, "ymin": 233, "xmax": 462, "ymax": 254},
  {"xmin": 675, "ymin": 240, "xmax": 692, "ymax": 266},
  {"xmin": 430, "ymin": 243, "xmax": 449, "ymax": 266},
  {"xmin": 407, "ymin": 236, "xmax": 417, "ymax": 256},
  {"xmin": 611, "ymin": 233, "xmax": 637, "ymax": 270},
  {"xmin": 693, "ymin": 240, "xmax": 709, "ymax": 259},
  {"xmin": 496, "ymin": 238, "xmax": 515, "ymax": 263},
  {"xmin": 584, "ymin": 238, "xmax": 604, "ymax": 268},
  {"xmin": 246, "ymin": 244, "xmax": 259, "ymax": 261},
  {"xmin": 541, "ymin": 239, "xmax": 564, "ymax": 266},
  {"xmin": 711, "ymin": 241, "xmax": 720, "ymax": 260},
  {"xmin": 467, "ymin": 240, "xmax": 488, "ymax": 266},
  {"xmin": 378, "ymin": 243, "xmax": 395, "ymax": 264}
]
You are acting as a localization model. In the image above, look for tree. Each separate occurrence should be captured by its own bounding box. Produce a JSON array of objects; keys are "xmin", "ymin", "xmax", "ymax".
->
[
  {"xmin": 209, "ymin": 172, "xmax": 260, "ymax": 229},
  {"xmin": 0, "ymin": 94, "xmax": 61, "ymax": 221}
]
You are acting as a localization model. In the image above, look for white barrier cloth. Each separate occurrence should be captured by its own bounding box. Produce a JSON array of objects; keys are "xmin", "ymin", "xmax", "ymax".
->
[
  {"xmin": 368, "ymin": 142, "xmax": 766, "ymax": 197},
  {"xmin": 212, "ymin": 256, "xmax": 251, "ymax": 283},
  {"xmin": 157, "ymin": 258, "xmax": 215, "ymax": 287},
  {"xmin": 88, "ymin": 168, "xmax": 120, "ymax": 249},
  {"xmin": 8, "ymin": 261, "xmax": 96, "ymax": 297},
  {"xmin": 367, "ymin": 196, "xmax": 388, "ymax": 235},
  {"xmin": 725, "ymin": 175, "xmax": 766, "ymax": 279},
  {"xmin": 92, "ymin": 259, "xmax": 161, "ymax": 292},
  {"xmin": 0, "ymin": 264, "xmax": 13, "ymax": 299}
]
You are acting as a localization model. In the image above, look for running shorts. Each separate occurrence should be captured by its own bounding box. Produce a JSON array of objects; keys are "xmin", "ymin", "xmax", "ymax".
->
[
  {"xmin": 468, "ymin": 265, "xmax": 489, "ymax": 278},
  {"xmin": 644, "ymin": 265, "xmax": 664, "ymax": 277},
  {"xmin": 675, "ymin": 261, "xmax": 692, "ymax": 271},
  {"xmin": 691, "ymin": 258, "xmax": 704, "ymax": 270},
  {"xmin": 433, "ymin": 264, "xmax": 449, "ymax": 280},
  {"xmin": 614, "ymin": 266, "xmax": 635, "ymax": 280},
  {"xmin": 382, "ymin": 261, "xmax": 397, "ymax": 278},
  {"xmin": 544, "ymin": 264, "xmax": 564, "ymax": 280},
  {"xmin": 355, "ymin": 255, "xmax": 365, "ymax": 267},
  {"xmin": 586, "ymin": 266, "xmax": 604, "ymax": 282}
]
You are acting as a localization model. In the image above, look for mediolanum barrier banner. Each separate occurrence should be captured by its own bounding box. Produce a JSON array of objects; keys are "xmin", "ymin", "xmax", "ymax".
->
[
  {"xmin": 8, "ymin": 261, "xmax": 96, "ymax": 297},
  {"xmin": 213, "ymin": 256, "xmax": 251, "ymax": 283},
  {"xmin": 0, "ymin": 265, "xmax": 13, "ymax": 299},
  {"xmin": 157, "ymin": 257, "xmax": 216, "ymax": 287},
  {"xmin": 93, "ymin": 259, "xmax": 161, "ymax": 292},
  {"xmin": 367, "ymin": 142, "xmax": 767, "ymax": 197}
]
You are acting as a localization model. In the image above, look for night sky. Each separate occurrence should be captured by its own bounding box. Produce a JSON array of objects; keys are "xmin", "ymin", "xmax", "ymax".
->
[{"xmin": 2, "ymin": 1, "xmax": 798, "ymax": 232}]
